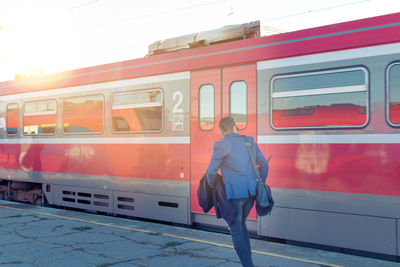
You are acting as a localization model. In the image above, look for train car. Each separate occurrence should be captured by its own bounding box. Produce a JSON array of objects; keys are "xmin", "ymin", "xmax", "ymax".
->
[{"xmin": 1, "ymin": 12, "xmax": 400, "ymax": 259}]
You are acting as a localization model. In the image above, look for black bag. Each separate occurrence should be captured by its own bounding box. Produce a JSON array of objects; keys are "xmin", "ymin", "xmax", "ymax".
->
[
  {"xmin": 197, "ymin": 173, "xmax": 237, "ymax": 224},
  {"xmin": 242, "ymin": 136, "xmax": 274, "ymax": 216},
  {"xmin": 255, "ymin": 180, "xmax": 274, "ymax": 216},
  {"xmin": 197, "ymin": 174, "xmax": 213, "ymax": 213},
  {"xmin": 213, "ymin": 174, "xmax": 237, "ymax": 225}
]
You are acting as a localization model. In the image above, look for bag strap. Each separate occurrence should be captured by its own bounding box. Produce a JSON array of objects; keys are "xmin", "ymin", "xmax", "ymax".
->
[{"xmin": 242, "ymin": 135, "xmax": 262, "ymax": 182}]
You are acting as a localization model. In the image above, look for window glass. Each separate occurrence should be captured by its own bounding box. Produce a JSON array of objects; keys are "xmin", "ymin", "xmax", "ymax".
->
[
  {"xmin": 271, "ymin": 68, "xmax": 368, "ymax": 129},
  {"xmin": 230, "ymin": 81, "xmax": 247, "ymax": 129},
  {"xmin": 274, "ymin": 70, "xmax": 365, "ymax": 92},
  {"xmin": 112, "ymin": 90, "xmax": 163, "ymax": 132},
  {"xmin": 6, "ymin": 103, "xmax": 18, "ymax": 135},
  {"xmin": 388, "ymin": 64, "xmax": 400, "ymax": 125},
  {"xmin": 199, "ymin": 85, "xmax": 214, "ymax": 130},
  {"xmin": 63, "ymin": 95, "xmax": 104, "ymax": 133},
  {"xmin": 24, "ymin": 100, "xmax": 56, "ymax": 135}
]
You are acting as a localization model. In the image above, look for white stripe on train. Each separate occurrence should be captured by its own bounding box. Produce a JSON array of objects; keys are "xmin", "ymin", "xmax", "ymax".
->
[
  {"xmin": 0, "ymin": 136, "xmax": 190, "ymax": 144},
  {"xmin": 257, "ymin": 134, "xmax": 400, "ymax": 144},
  {"xmin": 0, "ymin": 134, "xmax": 400, "ymax": 144}
]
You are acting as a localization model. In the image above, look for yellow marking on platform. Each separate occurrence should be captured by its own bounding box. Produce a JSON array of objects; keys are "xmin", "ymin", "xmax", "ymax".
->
[{"xmin": 0, "ymin": 204, "xmax": 342, "ymax": 267}]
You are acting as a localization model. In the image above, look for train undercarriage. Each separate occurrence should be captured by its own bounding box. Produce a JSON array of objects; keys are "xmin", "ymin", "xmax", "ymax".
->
[{"xmin": 0, "ymin": 180, "xmax": 42, "ymax": 206}]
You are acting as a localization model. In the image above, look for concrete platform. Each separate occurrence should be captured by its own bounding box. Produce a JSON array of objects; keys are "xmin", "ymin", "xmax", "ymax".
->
[{"xmin": 0, "ymin": 200, "xmax": 398, "ymax": 267}]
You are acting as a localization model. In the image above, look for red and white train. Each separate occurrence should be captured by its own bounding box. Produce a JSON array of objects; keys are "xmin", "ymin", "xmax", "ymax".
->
[{"xmin": 1, "ymin": 12, "xmax": 400, "ymax": 258}]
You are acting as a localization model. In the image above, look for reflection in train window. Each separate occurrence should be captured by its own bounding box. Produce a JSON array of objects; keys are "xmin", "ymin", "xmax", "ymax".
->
[
  {"xmin": 63, "ymin": 95, "xmax": 104, "ymax": 134},
  {"xmin": 112, "ymin": 89, "xmax": 163, "ymax": 132},
  {"xmin": 6, "ymin": 103, "xmax": 18, "ymax": 135},
  {"xmin": 387, "ymin": 63, "xmax": 400, "ymax": 126},
  {"xmin": 23, "ymin": 100, "xmax": 56, "ymax": 135},
  {"xmin": 230, "ymin": 81, "xmax": 247, "ymax": 129},
  {"xmin": 199, "ymin": 84, "xmax": 214, "ymax": 130},
  {"xmin": 271, "ymin": 67, "xmax": 368, "ymax": 129}
]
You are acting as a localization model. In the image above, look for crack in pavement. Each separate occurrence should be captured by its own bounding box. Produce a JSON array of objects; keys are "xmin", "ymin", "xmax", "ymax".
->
[
  {"xmin": 0, "ymin": 207, "xmax": 311, "ymax": 267},
  {"xmin": 1, "ymin": 214, "xmax": 240, "ymax": 266},
  {"xmin": 0, "ymin": 261, "xmax": 25, "ymax": 265},
  {"xmin": 51, "ymin": 224, "xmax": 64, "ymax": 232},
  {"xmin": 10, "ymin": 230, "xmax": 122, "ymax": 262}
]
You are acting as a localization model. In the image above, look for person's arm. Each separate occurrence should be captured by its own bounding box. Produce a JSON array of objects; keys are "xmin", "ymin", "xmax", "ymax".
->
[{"xmin": 206, "ymin": 141, "xmax": 226, "ymax": 187}]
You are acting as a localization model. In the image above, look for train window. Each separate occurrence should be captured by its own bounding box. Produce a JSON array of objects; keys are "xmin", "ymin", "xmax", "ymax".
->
[
  {"xmin": 199, "ymin": 84, "xmax": 214, "ymax": 130},
  {"xmin": 387, "ymin": 63, "xmax": 400, "ymax": 126},
  {"xmin": 6, "ymin": 103, "xmax": 18, "ymax": 135},
  {"xmin": 23, "ymin": 100, "xmax": 56, "ymax": 135},
  {"xmin": 271, "ymin": 67, "xmax": 368, "ymax": 129},
  {"xmin": 63, "ymin": 95, "xmax": 104, "ymax": 134},
  {"xmin": 112, "ymin": 89, "xmax": 163, "ymax": 132},
  {"xmin": 230, "ymin": 81, "xmax": 247, "ymax": 129}
]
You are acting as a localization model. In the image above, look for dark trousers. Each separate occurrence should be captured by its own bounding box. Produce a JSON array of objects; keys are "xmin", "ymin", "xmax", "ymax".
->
[{"xmin": 227, "ymin": 197, "xmax": 255, "ymax": 267}]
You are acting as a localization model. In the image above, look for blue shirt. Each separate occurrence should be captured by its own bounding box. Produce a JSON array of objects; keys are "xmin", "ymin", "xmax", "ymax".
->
[{"xmin": 206, "ymin": 133, "xmax": 269, "ymax": 199}]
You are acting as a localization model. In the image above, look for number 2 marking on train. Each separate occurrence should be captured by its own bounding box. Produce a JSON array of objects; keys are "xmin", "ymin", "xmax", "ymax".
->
[{"xmin": 172, "ymin": 91, "xmax": 183, "ymax": 113}]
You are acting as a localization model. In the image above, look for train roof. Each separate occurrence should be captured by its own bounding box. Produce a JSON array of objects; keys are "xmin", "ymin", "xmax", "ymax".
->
[{"xmin": 1, "ymin": 12, "xmax": 400, "ymax": 95}]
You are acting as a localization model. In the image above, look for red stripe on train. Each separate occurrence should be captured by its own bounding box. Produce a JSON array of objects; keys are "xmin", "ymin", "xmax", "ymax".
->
[
  {"xmin": 0, "ymin": 143, "xmax": 190, "ymax": 181},
  {"xmin": 259, "ymin": 143, "xmax": 400, "ymax": 197}
]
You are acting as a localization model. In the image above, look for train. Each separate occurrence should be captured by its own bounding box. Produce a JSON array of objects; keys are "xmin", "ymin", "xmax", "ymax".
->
[{"xmin": 1, "ymin": 12, "xmax": 400, "ymax": 259}]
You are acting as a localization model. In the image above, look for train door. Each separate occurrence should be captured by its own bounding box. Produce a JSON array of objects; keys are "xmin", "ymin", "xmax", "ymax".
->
[{"xmin": 190, "ymin": 64, "xmax": 257, "ymax": 219}]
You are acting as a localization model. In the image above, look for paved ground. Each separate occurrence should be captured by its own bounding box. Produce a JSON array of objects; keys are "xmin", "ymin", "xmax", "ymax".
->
[{"xmin": 0, "ymin": 200, "xmax": 398, "ymax": 267}]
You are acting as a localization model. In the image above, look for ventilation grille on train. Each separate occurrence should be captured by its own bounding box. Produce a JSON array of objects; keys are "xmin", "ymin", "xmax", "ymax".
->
[
  {"xmin": 52, "ymin": 186, "xmax": 188, "ymax": 224},
  {"xmin": 114, "ymin": 191, "xmax": 188, "ymax": 224},
  {"xmin": 62, "ymin": 190, "xmax": 110, "ymax": 207},
  {"xmin": 53, "ymin": 185, "xmax": 113, "ymax": 213},
  {"xmin": 116, "ymin": 196, "xmax": 135, "ymax": 211}
]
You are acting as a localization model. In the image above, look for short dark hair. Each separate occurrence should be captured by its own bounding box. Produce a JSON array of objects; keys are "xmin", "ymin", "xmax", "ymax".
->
[{"xmin": 219, "ymin": 116, "xmax": 236, "ymax": 134}]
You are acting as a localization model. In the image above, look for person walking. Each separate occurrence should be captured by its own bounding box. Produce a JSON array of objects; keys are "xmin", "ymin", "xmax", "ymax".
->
[{"xmin": 206, "ymin": 116, "xmax": 269, "ymax": 267}]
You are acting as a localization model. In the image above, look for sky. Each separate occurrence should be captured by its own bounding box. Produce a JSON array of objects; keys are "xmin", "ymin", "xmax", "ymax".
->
[{"xmin": 1, "ymin": 0, "xmax": 400, "ymax": 82}]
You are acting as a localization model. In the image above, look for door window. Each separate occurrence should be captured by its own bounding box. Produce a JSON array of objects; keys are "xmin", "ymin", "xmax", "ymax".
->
[
  {"xmin": 199, "ymin": 84, "xmax": 215, "ymax": 130},
  {"xmin": 230, "ymin": 81, "xmax": 247, "ymax": 129}
]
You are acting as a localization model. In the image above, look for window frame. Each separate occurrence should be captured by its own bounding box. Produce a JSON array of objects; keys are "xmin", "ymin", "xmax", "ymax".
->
[
  {"xmin": 198, "ymin": 84, "xmax": 215, "ymax": 131},
  {"xmin": 6, "ymin": 103, "xmax": 19, "ymax": 136},
  {"xmin": 229, "ymin": 80, "xmax": 248, "ymax": 130},
  {"xmin": 386, "ymin": 61, "xmax": 400, "ymax": 128},
  {"xmin": 23, "ymin": 99, "xmax": 57, "ymax": 136},
  {"xmin": 111, "ymin": 88, "xmax": 164, "ymax": 134},
  {"xmin": 62, "ymin": 94, "xmax": 105, "ymax": 135},
  {"xmin": 270, "ymin": 66, "xmax": 370, "ymax": 130}
]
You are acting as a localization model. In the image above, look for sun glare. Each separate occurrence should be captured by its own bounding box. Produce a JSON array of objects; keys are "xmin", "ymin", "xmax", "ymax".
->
[{"xmin": 4, "ymin": 4, "xmax": 80, "ymax": 80}]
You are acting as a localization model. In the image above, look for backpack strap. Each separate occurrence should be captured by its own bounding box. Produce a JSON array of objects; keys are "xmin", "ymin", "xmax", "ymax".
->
[{"xmin": 242, "ymin": 135, "xmax": 262, "ymax": 182}]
